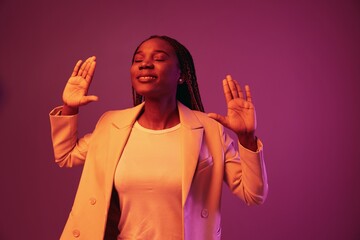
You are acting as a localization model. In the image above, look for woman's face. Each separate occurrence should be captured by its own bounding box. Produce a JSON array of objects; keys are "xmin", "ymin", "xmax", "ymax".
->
[{"xmin": 130, "ymin": 38, "xmax": 181, "ymax": 101}]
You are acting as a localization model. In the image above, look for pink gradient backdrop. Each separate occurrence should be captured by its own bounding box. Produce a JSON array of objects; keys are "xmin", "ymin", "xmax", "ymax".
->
[{"xmin": 1, "ymin": 0, "xmax": 359, "ymax": 239}]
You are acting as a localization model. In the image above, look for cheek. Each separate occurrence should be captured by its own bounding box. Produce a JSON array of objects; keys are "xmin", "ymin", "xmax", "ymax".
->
[
  {"xmin": 130, "ymin": 65, "xmax": 137, "ymax": 87},
  {"xmin": 130, "ymin": 65, "xmax": 136, "ymax": 77},
  {"xmin": 164, "ymin": 65, "xmax": 180, "ymax": 80}
]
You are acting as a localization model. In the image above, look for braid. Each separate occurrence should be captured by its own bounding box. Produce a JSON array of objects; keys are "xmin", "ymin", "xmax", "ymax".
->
[{"xmin": 131, "ymin": 35, "xmax": 205, "ymax": 112}]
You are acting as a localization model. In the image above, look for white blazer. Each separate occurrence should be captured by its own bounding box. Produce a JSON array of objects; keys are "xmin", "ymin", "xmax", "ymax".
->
[{"xmin": 49, "ymin": 102, "xmax": 268, "ymax": 239}]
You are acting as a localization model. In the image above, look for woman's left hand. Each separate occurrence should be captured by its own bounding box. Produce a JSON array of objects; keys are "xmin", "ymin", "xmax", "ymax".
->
[{"xmin": 208, "ymin": 75, "xmax": 257, "ymax": 149}]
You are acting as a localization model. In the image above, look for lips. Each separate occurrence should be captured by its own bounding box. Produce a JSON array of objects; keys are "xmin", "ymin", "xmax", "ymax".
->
[
  {"xmin": 139, "ymin": 76, "xmax": 156, "ymax": 80},
  {"xmin": 137, "ymin": 74, "xmax": 157, "ymax": 82}
]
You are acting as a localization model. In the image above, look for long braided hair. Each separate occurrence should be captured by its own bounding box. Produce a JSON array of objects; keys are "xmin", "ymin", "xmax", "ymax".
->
[{"xmin": 131, "ymin": 35, "xmax": 205, "ymax": 112}]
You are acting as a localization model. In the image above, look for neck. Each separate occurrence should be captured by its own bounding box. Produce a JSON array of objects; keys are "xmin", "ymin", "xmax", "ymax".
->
[{"xmin": 138, "ymin": 98, "xmax": 180, "ymax": 130}]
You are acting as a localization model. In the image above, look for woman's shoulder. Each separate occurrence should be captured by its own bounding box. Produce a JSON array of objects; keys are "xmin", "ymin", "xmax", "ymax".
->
[
  {"xmin": 101, "ymin": 107, "xmax": 136, "ymax": 118},
  {"xmin": 178, "ymin": 102, "xmax": 222, "ymax": 129},
  {"xmin": 95, "ymin": 105, "xmax": 143, "ymax": 127},
  {"xmin": 191, "ymin": 110, "xmax": 223, "ymax": 129}
]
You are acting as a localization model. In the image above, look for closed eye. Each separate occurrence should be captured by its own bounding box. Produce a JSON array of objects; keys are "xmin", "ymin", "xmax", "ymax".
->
[{"xmin": 153, "ymin": 52, "xmax": 167, "ymax": 61}]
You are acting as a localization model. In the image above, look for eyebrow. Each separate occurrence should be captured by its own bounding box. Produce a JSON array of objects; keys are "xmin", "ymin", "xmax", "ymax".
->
[{"xmin": 135, "ymin": 50, "xmax": 170, "ymax": 56}]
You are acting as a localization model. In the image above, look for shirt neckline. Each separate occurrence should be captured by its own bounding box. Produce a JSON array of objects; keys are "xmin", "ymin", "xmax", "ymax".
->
[{"xmin": 134, "ymin": 121, "xmax": 181, "ymax": 134}]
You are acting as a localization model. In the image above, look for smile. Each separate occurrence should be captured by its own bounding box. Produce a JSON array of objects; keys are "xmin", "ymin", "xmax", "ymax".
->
[{"xmin": 138, "ymin": 76, "xmax": 157, "ymax": 80}]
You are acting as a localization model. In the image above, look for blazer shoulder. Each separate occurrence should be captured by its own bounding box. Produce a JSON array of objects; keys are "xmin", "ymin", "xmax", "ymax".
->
[
  {"xmin": 95, "ymin": 105, "xmax": 142, "ymax": 128},
  {"xmin": 192, "ymin": 110, "xmax": 224, "ymax": 131},
  {"xmin": 100, "ymin": 108, "xmax": 134, "ymax": 120}
]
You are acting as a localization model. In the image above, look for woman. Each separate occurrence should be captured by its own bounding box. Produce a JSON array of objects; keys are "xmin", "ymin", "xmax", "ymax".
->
[{"xmin": 50, "ymin": 35, "xmax": 268, "ymax": 240}]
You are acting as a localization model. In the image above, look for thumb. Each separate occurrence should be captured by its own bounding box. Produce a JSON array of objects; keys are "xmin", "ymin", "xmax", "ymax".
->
[
  {"xmin": 207, "ymin": 113, "xmax": 227, "ymax": 125},
  {"xmin": 80, "ymin": 95, "xmax": 99, "ymax": 105}
]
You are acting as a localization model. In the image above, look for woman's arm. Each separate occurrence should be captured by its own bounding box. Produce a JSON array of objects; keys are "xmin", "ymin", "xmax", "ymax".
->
[
  {"xmin": 50, "ymin": 107, "xmax": 91, "ymax": 167},
  {"xmin": 221, "ymin": 126, "xmax": 268, "ymax": 205},
  {"xmin": 49, "ymin": 56, "xmax": 98, "ymax": 167},
  {"xmin": 208, "ymin": 75, "xmax": 268, "ymax": 204}
]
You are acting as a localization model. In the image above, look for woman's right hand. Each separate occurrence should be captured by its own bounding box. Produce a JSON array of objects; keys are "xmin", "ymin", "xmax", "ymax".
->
[{"xmin": 62, "ymin": 56, "xmax": 98, "ymax": 114}]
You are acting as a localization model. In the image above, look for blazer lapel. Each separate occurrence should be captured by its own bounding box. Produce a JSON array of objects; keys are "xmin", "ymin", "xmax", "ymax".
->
[
  {"xmin": 104, "ymin": 103, "xmax": 145, "ymax": 202},
  {"xmin": 178, "ymin": 103, "xmax": 204, "ymax": 206}
]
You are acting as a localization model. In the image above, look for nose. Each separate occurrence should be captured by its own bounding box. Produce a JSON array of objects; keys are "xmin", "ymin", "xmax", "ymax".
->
[{"xmin": 139, "ymin": 60, "xmax": 154, "ymax": 70}]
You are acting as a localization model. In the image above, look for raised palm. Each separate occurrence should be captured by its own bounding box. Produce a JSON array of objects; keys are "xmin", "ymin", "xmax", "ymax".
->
[
  {"xmin": 208, "ymin": 75, "xmax": 257, "ymax": 136},
  {"xmin": 62, "ymin": 56, "xmax": 98, "ymax": 107}
]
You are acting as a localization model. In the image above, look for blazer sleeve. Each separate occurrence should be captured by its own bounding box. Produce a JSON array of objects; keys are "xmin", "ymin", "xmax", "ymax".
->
[
  {"xmin": 222, "ymin": 125, "xmax": 268, "ymax": 205},
  {"xmin": 49, "ymin": 106, "xmax": 91, "ymax": 168}
]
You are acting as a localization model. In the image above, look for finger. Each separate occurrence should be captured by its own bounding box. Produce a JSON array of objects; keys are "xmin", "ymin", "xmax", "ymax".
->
[
  {"xmin": 222, "ymin": 79, "xmax": 233, "ymax": 103},
  {"xmin": 84, "ymin": 56, "xmax": 96, "ymax": 79},
  {"xmin": 207, "ymin": 113, "xmax": 227, "ymax": 125},
  {"xmin": 71, "ymin": 60, "xmax": 82, "ymax": 77},
  {"xmin": 85, "ymin": 60, "xmax": 96, "ymax": 82},
  {"xmin": 79, "ymin": 56, "xmax": 95, "ymax": 76},
  {"xmin": 226, "ymin": 75, "xmax": 239, "ymax": 98},
  {"xmin": 245, "ymin": 85, "xmax": 252, "ymax": 103},
  {"xmin": 81, "ymin": 59, "xmax": 92, "ymax": 78},
  {"xmin": 78, "ymin": 58, "xmax": 89, "ymax": 76},
  {"xmin": 80, "ymin": 95, "xmax": 99, "ymax": 105},
  {"xmin": 85, "ymin": 95, "xmax": 99, "ymax": 102},
  {"xmin": 234, "ymin": 80, "xmax": 244, "ymax": 99}
]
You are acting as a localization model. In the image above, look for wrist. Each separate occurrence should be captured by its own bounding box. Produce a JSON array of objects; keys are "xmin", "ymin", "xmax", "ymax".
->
[
  {"xmin": 61, "ymin": 105, "xmax": 79, "ymax": 115},
  {"xmin": 237, "ymin": 132, "xmax": 258, "ymax": 151}
]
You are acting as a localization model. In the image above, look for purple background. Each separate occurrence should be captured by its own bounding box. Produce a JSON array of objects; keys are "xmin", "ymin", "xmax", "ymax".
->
[{"xmin": 1, "ymin": 0, "xmax": 359, "ymax": 239}]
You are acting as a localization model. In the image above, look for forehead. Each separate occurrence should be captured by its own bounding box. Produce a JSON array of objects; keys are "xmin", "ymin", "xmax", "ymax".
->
[{"xmin": 136, "ymin": 38, "xmax": 175, "ymax": 55}]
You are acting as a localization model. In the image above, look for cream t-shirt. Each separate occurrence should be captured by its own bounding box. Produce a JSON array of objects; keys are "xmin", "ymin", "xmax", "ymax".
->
[{"xmin": 114, "ymin": 121, "xmax": 182, "ymax": 240}]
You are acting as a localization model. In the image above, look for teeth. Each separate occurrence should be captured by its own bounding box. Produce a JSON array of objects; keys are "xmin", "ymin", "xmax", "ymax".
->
[{"xmin": 139, "ymin": 76, "xmax": 156, "ymax": 80}]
